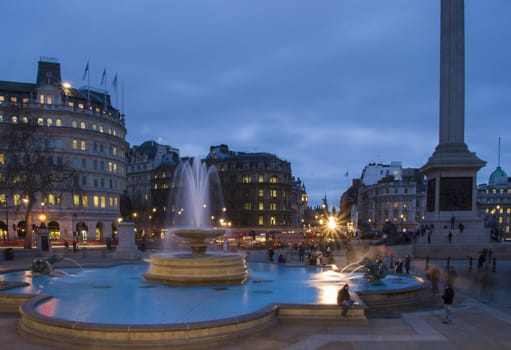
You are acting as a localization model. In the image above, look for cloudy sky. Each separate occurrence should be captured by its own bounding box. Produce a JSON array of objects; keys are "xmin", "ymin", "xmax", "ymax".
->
[{"xmin": 2, "ymin": 1, "xmax": 510, "ymax": 206}]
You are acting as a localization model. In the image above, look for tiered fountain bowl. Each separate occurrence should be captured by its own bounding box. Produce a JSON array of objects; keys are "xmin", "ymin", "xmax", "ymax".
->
[{"xmin": 143, "ymin": 228, "xmax": 248, "ymax": 286}]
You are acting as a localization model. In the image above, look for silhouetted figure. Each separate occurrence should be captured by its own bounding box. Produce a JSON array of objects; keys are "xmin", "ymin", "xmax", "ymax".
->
[
  {"xmin": 405, "ymin": 255, "xmax": 411, "ymax": 274},
  {"xmin": 72, "ymin": 240, "xmax": 77, "ymax": 252},
  {"xmin": 337, "ymin": 283, "xmax": 354, "ymax": 317},
  {"xmin": 441, "ymin": 285, "xmax": 455, "ymax": 324}
]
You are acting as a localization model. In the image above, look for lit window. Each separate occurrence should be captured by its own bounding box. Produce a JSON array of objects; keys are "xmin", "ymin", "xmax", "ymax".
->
[
  {"xmin": 270, "ymin": 176, "xmax": 278, "ymax": 184},
  {"xmin": 72, "ymin": 120, "xmax": 78, "ymax": 128},
  {"xmin": 21, "ymin": 116, "xmax": 28, "ymax": 123},
  {"xmin": 47, "ymin": 118, "xmax": 53, "ymax": 126},
  {"xmin": 10, "ymin": 96, "xmax": 17, "ymax": 103},
  {"xmin": 73, "ymin": 194, "xmax": 80, "ymax": 207},
  {"xmin": 259, "ymin": 202, "xmax": 264, "ymax": 210},
  {"xmin": 93, "ymin": 195, "xmax": 99, "ymax": 207},
  {"xmin": 72, "ymin": 139, "xmax": 78, "ymax": 150},
  {"xmin": 0, "ymin": 154, "xmax": 4, "ymax": 165},
  {"xmin": 100, "ymin": 196, "xmax": 106, "ymax": 208},
  {"xmin": 80, "ymin": 121, "xmax": 86, "ymax": 129},
  {"xmin": 37, "ymin": 118, "xmax": 44, "ymax": 126},
  {"xmin": 99, "ymin": 125, "xmax": 104, "ymax": 133},
  {"xmin": 258, "ymin": 216, "xmax": 264, "ymax": 225},
  {"xmin": 68, "ymin": 101, "xmax": 74, "ymax": 108},
  {"xmin": 82, "ymin": 195, "xmax": 88, "ymax": 207},
  {"xmin": 47, "ymin": 96, "xmax": 52, "ymax": 104},
  {"xmin": 22, "ymin": 98, "xmax": 29, "ymax": 104},
  {"xmin": 270, "ymin": 189, "xmax": 277, "ymax": 198},
  {"xmin": 80, "ymin": 140, "xmax": 87, "ymax": 151},
  {"xmin": 242, "ymin": 175, "xmax": 251, "ymax": 183},
  {"xmin": 0, "ymin": 96, "xmax": 4, "ymax": 103},
  {"xmin": 56, "ymin": 119, "xmax": 62, "ymax": 127},
  {"xmin": 78, "ymin": 103, "xmax": 84, "ymax": 109},
  {"xmin": 243, "ymin": 202, "xmax": 252, "ymax": 210},
  {"xmin": 270, "ymin": 216, "xmax": 276, "ymax": 225},
  {"xmin": 258, "ymin": 189, "xmax": 264, "ymax": 197},
  {"xmin": 11, "ymin": 116, "xmax": 18, "ymax": 123}
]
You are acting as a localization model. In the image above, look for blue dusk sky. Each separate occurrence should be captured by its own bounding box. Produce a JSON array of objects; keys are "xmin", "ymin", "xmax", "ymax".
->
[{"xmin": 1, "ymin": 1, "xmax": 510, "ymax": 206}]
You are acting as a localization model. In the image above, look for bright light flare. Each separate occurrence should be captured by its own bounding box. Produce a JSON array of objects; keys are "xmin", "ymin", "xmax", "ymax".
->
[{"xmin": 327, "ymin": 216, "xmax": 336, "ymax": 230}]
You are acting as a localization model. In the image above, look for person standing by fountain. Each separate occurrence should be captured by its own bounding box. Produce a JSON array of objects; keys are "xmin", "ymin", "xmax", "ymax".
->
[
  {"xmin": 337, "ymin": 283, "xmax": 354, "ymax": 317},
  {"xmin": 441, "ymin": 284, "xmax": 455, "ymax": 324}
]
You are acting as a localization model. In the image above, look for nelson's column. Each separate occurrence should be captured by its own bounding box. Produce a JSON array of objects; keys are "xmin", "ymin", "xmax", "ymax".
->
[{"xmin": 421, "ymin": 0, "xmax": 486, "ymax": 240}]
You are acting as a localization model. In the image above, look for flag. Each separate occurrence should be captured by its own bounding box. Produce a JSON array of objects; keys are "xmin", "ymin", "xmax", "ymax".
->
[
  {"xmin": 101, "ymin": 68, "xmax": 106, "ymax": 86},
  {"xmin": 112, "ymin": 73, "xmax": 118, "ymax": 88},
  {"xmin": 81, "ymin": 61, "xmax": 89, "ymax": 80}
]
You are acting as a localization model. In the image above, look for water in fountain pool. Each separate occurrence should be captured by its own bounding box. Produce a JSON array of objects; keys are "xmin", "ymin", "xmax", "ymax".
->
[{"xmin": 1, "ymin": 262, "xmax": 423, "ymax": 324}]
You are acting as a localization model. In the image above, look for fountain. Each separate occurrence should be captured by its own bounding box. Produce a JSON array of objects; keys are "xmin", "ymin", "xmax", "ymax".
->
[{"xmin": 143, "ymin": 157, "xmax": 249, "ymax": 286}]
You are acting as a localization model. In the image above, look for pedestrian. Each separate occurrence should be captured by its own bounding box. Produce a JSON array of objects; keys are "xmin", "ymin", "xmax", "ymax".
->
[
  {"xmin": 337, "ymin": 283, "xmax": 354, "ymax": 317},
  {"xmin": 72, "ymin": 239, "xmax": 77, "ymax": 252},
  {"xmin": 448, "ymin": 230, "xmax": 453, "ymax": 243},
  {"xmin": 405, "ymin": 254, "xmax": 411, "ymax": 274},
  {"xmin": 395, "ymin": 258, "xmax": 403, "ymax": 273},
  {"xmin": 441, "ymin": 284, "xmax": 455, "ymax": 324},
  {"xmin": 298, "ymin": 244, "xmax": 305, "ymax": 263},
  {"xmin": 268, "ymin": 247, "xmax": 274, "ymax": 262}
]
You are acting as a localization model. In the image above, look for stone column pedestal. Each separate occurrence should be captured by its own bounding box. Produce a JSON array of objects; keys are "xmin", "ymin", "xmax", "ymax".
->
[{"xmin": 113, "ymin": 222, "xmax": 141, "ymax": 260}]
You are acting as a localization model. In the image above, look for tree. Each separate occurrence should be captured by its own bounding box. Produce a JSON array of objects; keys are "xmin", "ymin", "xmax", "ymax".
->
[{"xmin": 0, "ymin": 115, "xmax": 77, "ymax": 249}]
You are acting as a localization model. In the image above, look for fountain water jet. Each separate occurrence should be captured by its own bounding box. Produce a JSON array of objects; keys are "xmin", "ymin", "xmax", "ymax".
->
[{"xmin": 143, "ymin": 157, "xmax": 248, "ymax": 286}]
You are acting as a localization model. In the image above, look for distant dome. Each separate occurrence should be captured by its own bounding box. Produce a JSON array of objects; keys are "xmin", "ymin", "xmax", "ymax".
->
[{"xmin": 489, "ymin": 166, "xmax": 508, "ymax": 185}]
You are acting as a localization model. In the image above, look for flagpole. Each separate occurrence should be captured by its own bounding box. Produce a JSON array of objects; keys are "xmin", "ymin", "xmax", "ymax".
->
[
  {"xmin": 121, "ymin": 80, "xmax": 125, "ymax": 116},
  {"xmin": 86, "ymin": 61, "xmax": 90, "ymax": 106}
]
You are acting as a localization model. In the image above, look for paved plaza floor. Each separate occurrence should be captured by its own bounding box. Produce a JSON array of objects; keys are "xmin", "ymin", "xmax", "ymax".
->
[{"xmin": 1, "ymin": 244, "xmax": 510, "ymax": 349}]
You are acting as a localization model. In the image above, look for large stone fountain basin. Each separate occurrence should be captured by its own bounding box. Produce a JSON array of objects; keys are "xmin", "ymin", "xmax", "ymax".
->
[{"xmin": 143, "ymin": 252, "xmax": 249, "ymax": 286}]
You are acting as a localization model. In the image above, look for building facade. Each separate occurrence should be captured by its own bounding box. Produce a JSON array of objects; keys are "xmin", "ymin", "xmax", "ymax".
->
[
  {"xmin": 129, "ymin": 143, "xmax": 306, "ymax": 235},
  {"xmin": 477, "ymin": 166, "xmax": 511, "ymax": 241},
  {"xmin": 342, "ymin": 162, "xmax": 425, "ymax": 236},
  {"xmin": 0, "ymin": 59, "xmax": 128, "ymax": 243}
]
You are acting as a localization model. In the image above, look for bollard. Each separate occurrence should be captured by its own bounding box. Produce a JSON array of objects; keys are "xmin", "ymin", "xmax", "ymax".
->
[
  {"xmin": 492, "ymin": 257, "xmax": 496, "ymax": 273},
  {"xmin": 468, "ymin": 256, "xmax": 473, "ymax": 272},
  {"xmin": 425, "ymin": 256, "xmax": 430, "ymax": 271}
]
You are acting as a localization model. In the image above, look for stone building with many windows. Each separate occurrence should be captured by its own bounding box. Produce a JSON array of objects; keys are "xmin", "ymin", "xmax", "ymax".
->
[
  {"xmin": 477, "ymin": 165, "xmax": 511, "ymax": 241},
  {"xmin": 129, "ymin": 143, "xmax": 306, "ymax": 235},
  {"xmin": 0, "ymin": 58, "xmax": 128, "ymax": 243}
]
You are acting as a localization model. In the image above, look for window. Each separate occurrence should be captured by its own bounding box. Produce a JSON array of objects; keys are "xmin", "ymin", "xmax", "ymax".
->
[
  {"xmin": 270, "ymin": 176, "xmax": 278, "ymax": 184},
  {"xmin": 258, "ymin": 175, "xmax": 264, "ymax": 183},
  {"xmin": 258, "ymin": 216, "xmax": 264, "ymax": 225},
  {"xmin": 0, "ymin": 153, "xmax": 4, "ymax": 165},
  {"xmin": 55, "ymin": 119, "xmax": 62, "ymax": 127},
  {"xmin": 81, "ymin": 176, "xmax": 87, "ymax": 186},
  {"xmin": 72, "ymin": 120, "xmax": 78, "ymax": 128},
  {"xmin": 82, "ymin": 195, "xmax": 88, "ymax": 207},
  {"xmin": 258, "ymin": 189, "xmax": 264, "ymax": 197},
  {"xmin": 270, "ymin": 189, "xmax": 277, "ymax": 198},
  {"xmin": 242, "ymin": 175, "xmax": 251, "ymax": 184},
  {"xmin": 93, "ymin": 195, "xmax": 99, "ymax": 207},
  {"xmin": 80, "ymin": 140, "xmax": 87, "ymax": 151},
  {"xmin": 80, "ymin": 121, "xmax": 86, "ymax": 129},
  {"xmin": 243, "ymin": 202, "xmax": 252, "ymax": 210},
  {"xmin": 81, "ymin": 158, "xmax": 87, "ymax": 168},
  {"xmin": 72, "ymin": 139, "xmax": 78, "ymax": 150},
  {"xmin": 258, "ymin": 202, "xmax": 264, "ymax": 210},
  {"xmin": 73, "ymin": 194, "xmax": 80, "ymax": 207}
]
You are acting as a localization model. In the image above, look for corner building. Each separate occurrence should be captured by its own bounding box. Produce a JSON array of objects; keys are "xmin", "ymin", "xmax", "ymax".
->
[{"xmin": 0, "ymin": 59, "xmax": 128, "ymax": 242}]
